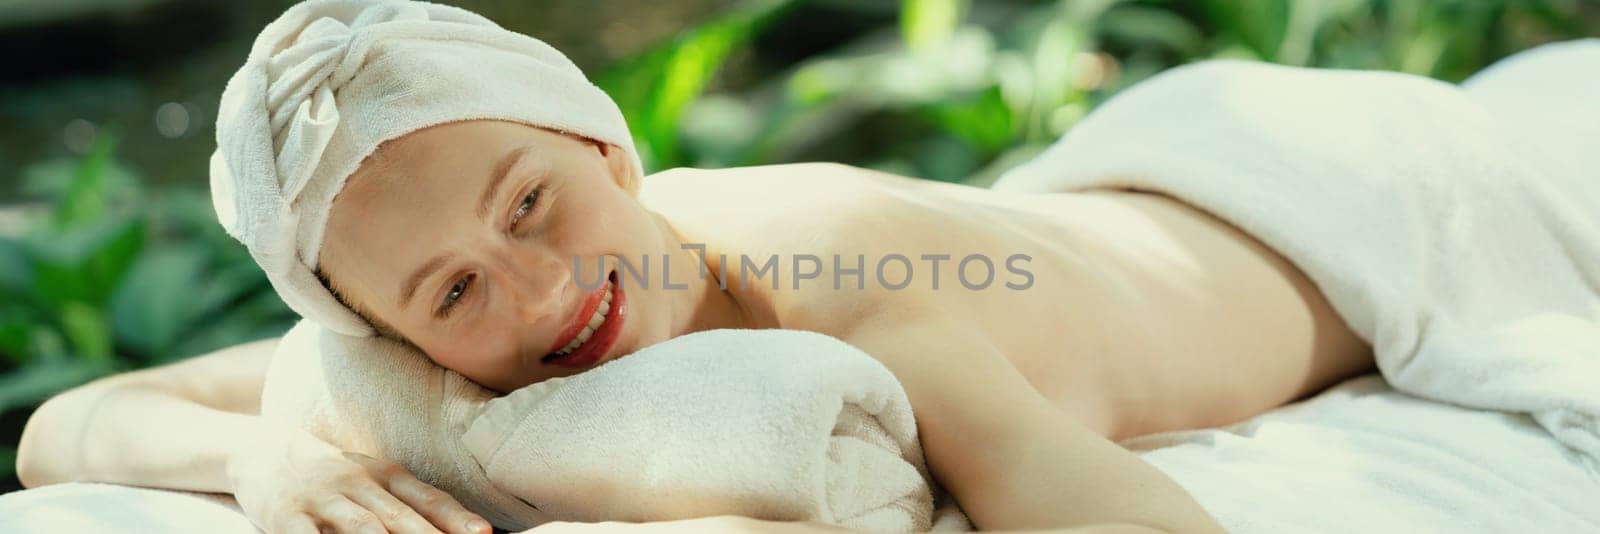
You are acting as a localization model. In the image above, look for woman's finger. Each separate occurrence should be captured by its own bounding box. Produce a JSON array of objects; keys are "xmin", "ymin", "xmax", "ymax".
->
[
  {"xmin": 277, "ymin": 512, "xmax": 321, "ymax": 534},
  {"xmin": 384, "ymin": 469, "xmax": 493, "ymax": 534},
  {"xmin": 344, "ymin": 479, "xmax": 443, "ymax": 534},
  {"xmin": 344, "ymin": 451, "xmax": 490, "ymax": 534},
  {"xmin": 309, "ymin": 494, "xmax": 387, "ymax": 534},
  {"xmin": 335, "ymin": 453, "xmax": 439, "ymax": 533}
]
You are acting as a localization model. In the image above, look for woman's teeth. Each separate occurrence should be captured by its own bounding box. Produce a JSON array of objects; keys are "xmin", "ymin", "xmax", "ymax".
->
[{"xmin": 553, "ymin": 284, "xmax": 614, "ymax": 356}]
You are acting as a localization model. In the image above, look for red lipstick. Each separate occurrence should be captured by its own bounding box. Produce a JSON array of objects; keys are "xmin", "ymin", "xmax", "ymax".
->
[{"xmin": 542, "ymin": 270, "xmax": 625, "ymax": 369}]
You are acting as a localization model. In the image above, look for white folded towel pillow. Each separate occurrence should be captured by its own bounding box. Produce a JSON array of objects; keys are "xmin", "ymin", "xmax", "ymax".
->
[
  {"xmin": 260, "ymin": 320, "xmax": 541, "ymax": 527},
  {"xmin": 260, "ymin": 321, "xmax": 944, "ymax": 532}
]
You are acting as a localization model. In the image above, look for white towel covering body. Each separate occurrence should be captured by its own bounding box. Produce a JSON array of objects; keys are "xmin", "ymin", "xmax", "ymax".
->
[{"xmin": 993, "ymin": 40, "xmax": 1600, "ymax": 473}]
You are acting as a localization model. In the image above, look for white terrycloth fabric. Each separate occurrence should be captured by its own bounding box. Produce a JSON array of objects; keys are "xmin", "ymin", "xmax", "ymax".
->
[
  {"xmin": 459, "ymin": 328, "xmax": 941, "ymax": 530},
  {"xmin": 993, "ymin": 39, "xmax": 1600, "ymax": 474},
  {"xmin": 0, "ymin": 483, "xmax": 257, "ymax": 534},
  {"xmin": 210, "ymin": 0, "xmax": 641, "ymax": 335},
  {"xmin": 1131, "ymin": 375, "xmax": 1600, "ymax": 533},
  {"xmin": 260, "ymin": 321, "xmax": 948, "ymax": 532},
  {"xmin": 259, "ymin": 320, "xmax": 545, "ymax": 528}
]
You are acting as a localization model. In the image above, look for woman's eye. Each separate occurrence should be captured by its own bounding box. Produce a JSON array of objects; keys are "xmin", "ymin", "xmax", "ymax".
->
[
  {"xmin": 511, "ymin": 187, "xmax": 543, "ymax": 228},
  {"xmin": 438, "ymin": 274, "xmax": 474, "ymax": 317}
]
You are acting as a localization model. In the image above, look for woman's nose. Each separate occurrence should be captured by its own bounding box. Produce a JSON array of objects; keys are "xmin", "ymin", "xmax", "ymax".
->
[{"xmin": 496, "ymin": 250, "xmax": 569, "ymax": 325}]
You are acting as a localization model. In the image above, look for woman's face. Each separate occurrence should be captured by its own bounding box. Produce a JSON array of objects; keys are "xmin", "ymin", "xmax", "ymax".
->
[{"xmin": 320, "ymin": 120, "xmax": 674, "ymax": 393}]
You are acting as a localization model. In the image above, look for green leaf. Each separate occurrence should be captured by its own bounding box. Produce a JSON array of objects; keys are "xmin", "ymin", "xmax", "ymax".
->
[
  {"xmin": 0, "ymin": 306, "xmax": 38, "ymax": 365},
  {"xmin": 1198, "ymin": 0, "xmax": 1289, "ymax": 60},
  {"xmin": 1027, "ymin": 17, "xmax": 1087, "ymax": 141},
  {"xmin": 0, "ymin": 236, "xmax": 33, "ymax": 300},
  {"xmin": 58, "ymin": 301, "xmax": 112, "ymax": 362},
  {"xmin": 598, "ymin": 0, "xmax": 797, "ymax": 171},
  {"xmin": 28, "ymin": 217, "xmax": 146, "ymax": 308},
  {"xmin": 26, "ymin": 326, "xmax": 69, "ymax": 364},
  {"xmin": 912, "ymin": 135, "xmax": 979, "ymax": 183},
  {"xmin": 21, "ymin": 156, "xmax": 142, "ymax": 207},
  {"xmin": 919, "ymin": 86, "xmax": 1015, "ymax": 153},
  {"xmin": 1098, "ymin": 5, "xmax": 1205, "ymax": 55},
  {"xmin": 0, "ymin": 358, "xmax": 118, "ymax": 414},
  {"xmin": 902, "ymin": 0, "xmax": 966, "ymax": 51},
  {"xmin": 53, "ymin": 127, "xmax": 122, "ymax": 232},
  {"xmin": 107, "ymin": 245, "xmax": 214, "ymax": 359}
]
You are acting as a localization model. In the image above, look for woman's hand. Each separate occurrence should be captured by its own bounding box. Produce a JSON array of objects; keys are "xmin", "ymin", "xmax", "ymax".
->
[
  {"xmin": 522, "ymin": 516, "xmax": 845, "ymax": 534},
  {"xmin": 226, "ymin": 422, "xmax": 492, "ymax": 534}
]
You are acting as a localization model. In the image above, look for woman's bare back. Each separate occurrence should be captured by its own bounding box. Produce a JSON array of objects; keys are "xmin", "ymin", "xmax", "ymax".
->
[{"xmin": 642, "ymin": 163, "xmax": 1374, "ymax": 439}]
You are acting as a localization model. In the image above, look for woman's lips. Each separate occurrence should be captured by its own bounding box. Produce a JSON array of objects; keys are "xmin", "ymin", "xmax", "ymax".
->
[
  {"xmin": 544, "ymin": 270, "xmax": 612, "ymax": 354},
  {"xmin": 542, "ymin": 270, "xmax": 625, "ymax": 369}
]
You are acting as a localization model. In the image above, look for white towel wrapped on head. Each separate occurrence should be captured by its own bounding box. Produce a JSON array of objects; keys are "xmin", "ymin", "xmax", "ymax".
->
[
  {"xmin": 260, "ymin": 321, "xmax": 952, "ymax": 532},
  {"xmin": 211, "ymin": 0, "xmax": 642, "ymax": 336}
]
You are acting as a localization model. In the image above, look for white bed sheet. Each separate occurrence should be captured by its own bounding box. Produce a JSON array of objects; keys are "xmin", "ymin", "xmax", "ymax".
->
[
  {"xmin": 1129, "ymin": 375, "xmax": 1600, "ymax": 533},
  {"xmin": 4, "ymin": 376, "xmax": 1597, "ymax": 533},
  {"xmin": 0, "ymin": 481, "xmax": 255, "ymax": 533}
]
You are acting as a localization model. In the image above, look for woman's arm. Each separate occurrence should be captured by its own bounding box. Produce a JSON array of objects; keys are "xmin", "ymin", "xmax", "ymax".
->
[
  {"xmin": 16, "ymin": 337, "xmax": 492, "ymax": 534},
  {"xmin": 839, "ymin": 312, "xmax": 1226, "ymax": 534},
  {"xmin": 16, "ymin": 337, "xmax": 278, "ymax": 490}
]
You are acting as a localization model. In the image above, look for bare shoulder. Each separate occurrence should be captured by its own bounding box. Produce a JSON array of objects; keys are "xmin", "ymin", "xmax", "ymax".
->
[
  {"xmin": 642, "ymin": 162, "xmax": 923, "ymax": 277},
  {"xmin": 640, "ymin": 163, "xmax": 912, "ymax": 230},
  {"xmin": 642, "ymin": 162, "xmax": 988, "ymax": 340}
]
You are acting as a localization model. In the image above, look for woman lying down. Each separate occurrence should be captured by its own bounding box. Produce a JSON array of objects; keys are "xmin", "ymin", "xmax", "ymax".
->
[{"xmin": 20, "ymin": 0, "xmax": 1600, "ymax": 533}]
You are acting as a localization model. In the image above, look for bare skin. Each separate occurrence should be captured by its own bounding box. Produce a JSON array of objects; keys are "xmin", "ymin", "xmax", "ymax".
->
[
  {"xmin": 640, "ymin": 163, "xmax": 1374, "ymax": 532},
  {"xmin": 19, "ymin": 120, "xmax": 1373, "ymax": 534}
]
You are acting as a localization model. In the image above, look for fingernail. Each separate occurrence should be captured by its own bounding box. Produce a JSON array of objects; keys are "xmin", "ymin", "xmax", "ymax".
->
[{"xmin": 465, "ymin": 518, "xmax": 491, "ymax": 533}]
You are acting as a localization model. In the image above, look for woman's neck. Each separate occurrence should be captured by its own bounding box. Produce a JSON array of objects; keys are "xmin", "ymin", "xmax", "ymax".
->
[{"xmin": 649, "ymin": 210, "xmax": 781, "ymax": 335}]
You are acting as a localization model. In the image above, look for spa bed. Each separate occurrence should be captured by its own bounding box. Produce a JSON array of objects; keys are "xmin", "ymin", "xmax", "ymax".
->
[{"xmin": 5, "ymin": 373, "xmax": 1596, "ymax": 533}]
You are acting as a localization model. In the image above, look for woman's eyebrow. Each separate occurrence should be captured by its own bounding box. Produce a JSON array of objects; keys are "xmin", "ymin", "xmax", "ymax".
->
[
  {"xmin": 478, "ymin": 144, "xmax": 536, "ymax": 220},
  {"xmin": 399, "ymin": 253, "xmax": 450, "ymax": 309}
]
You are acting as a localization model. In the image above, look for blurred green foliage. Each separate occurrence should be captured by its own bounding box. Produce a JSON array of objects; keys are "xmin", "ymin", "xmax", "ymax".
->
[
  {"xmin": 1, "ymin": 0, "xmax": 1596, "ymax": 486},
  {"xmin": 0, "ymin": 130, "xmax": 297, "ymax": 482},
  {"xmin": 0, "ymin": 128, "xmax": 296, "ymax": 407},
  {"xmin": 616, "ymin": 0, "xmax": 1596, "ymax": 184}
]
